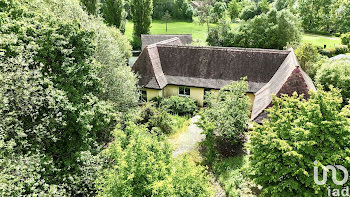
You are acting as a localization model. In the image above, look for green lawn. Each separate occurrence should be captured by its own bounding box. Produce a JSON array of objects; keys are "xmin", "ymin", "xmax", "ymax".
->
[
  {"xmin": 126, "ymin": 20, "xmax": 341, "ymax": 49},
  {"xmin": 302, "ymin": 33, "xmax": 342, "ymax": 49}
]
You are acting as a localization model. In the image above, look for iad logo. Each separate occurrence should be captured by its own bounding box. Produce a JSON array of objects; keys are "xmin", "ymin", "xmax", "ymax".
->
[{"xmin": 313, "ymin": 161, "xmax": 348, "ymax": 185}]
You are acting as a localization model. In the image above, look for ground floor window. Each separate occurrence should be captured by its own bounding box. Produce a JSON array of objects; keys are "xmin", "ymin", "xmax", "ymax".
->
[
  {"xmin": 179, "ymin": 86, "xmax": 190, "ymax": 97},
  {"xmin": 140, "ymin": 90, "xmax": 147, "ymax": 102}
]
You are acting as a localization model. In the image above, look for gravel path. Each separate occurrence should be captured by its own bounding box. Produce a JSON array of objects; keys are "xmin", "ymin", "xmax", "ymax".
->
[
  {"xmin": 169, "ymin": 115, "xmax": 226, "ymax": 197},
  {"xmin": 170, "ymin": 115, "xmax": 205, "ymax": 157}
]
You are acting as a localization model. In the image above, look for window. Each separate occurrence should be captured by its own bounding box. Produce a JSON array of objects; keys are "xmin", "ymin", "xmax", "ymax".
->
[
  {"xmin": 140, "ymin": 90, "xmax": 147, "ymax": 103},
  {"xmin": 179, "ymin": 86, "xmax": 190, "ymax": 97}
]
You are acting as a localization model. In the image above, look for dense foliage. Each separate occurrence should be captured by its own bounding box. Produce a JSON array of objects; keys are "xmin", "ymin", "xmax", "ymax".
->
[
  {"xmin": 173, "ymin": 0, "xmax": 193, "ymax": 20},
  {"xmin": 227, "ymin": 0, "xmax": 241, "ymax": 21},
  {"xmin": 341, "ymin": 32, "xmax": 350, "ymax": 47},
  {"xmin": 0, "ymin": 1, "xmax": 114, "ymax": 195},
  {"xmin": 152, "ymin": 0, "xmax": 193, "ymax": 20},
  {"xmin": 203, "ymin": 80, "xmax": 250, "ymax": 144},
  {"xmin": 248, "ymin": 88, "xmax": 350, "ymax": 196},
  {"xmin": 233, "ymin": 9, "xmax": 301, "ymax": 49},
  {"xmin": 161, "ymin": 96, "xmax": 198, "ymax": 116},
  {"xmin": 294, "ymin": 43, "xmax": 322, "ymax": 78},
  {"xmin": 137, "ymin": 103, "xmax": 173, "ymax": 134},
  {"xmin": 97, "ymin": 123, "xmax": 214, "ymax": 196},
  {"xmin": 130, "ymin": 0, "xmax": 153, "ymax": 49},
  {"xmin": 0, "ymin": 0, "xmax": 138, "ymax": 195},
  {"xmin": 211, "ymin": 1, "xmax": 227, "ymax": 23},
  {"xmin": 101, "ymin": 0, "xmax": 127, "ymax": 33},
  {"xmin": 80, "ymin": 0, "xmax": 97, "ymax": 15},
  {"xmin": 315, "ymin": 59, "xmax": 350, "ymax": 104}
]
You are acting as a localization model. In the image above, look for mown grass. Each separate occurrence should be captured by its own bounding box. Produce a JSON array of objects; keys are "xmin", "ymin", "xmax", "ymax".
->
[{"xmin": 125, "ymin": 20, "xmax": 341, "ymax": 49}]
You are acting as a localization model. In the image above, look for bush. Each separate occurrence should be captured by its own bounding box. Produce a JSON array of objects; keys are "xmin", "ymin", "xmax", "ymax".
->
[
  {"xmin": 335, "ymin": 45, "xmax": 349, "ymax": 55},
  {"xmin": 341, "ymin": 32, "xmax": 350, "ymax": 47},
  {"xmin": 210, "ymin": 1, "xmax": 227, "ymax": 23},
  {"xmin": 137, "ymin": 103, "xmax": 174, "ymax": 134},
  {"xmin": 203, "ymin": 79, "xmax": 250, "ymax": 144},
  {"xmin": 248, "ymin": 88, "xmax": 350, "ymax": 196},
  {"xmin": 161, "ymin": 96, "xmax": 198, "ymax": 116},
  {"xmin": 239, "ymin": 4, "xmax": 259, "ymax": 21},
  {"xmin": 315, "ymin": 59, "xmax": 350, "ymax": 104},
  {"xmin": 97, "ymin": 123, "xmax": 214, "ymax": 196},
  {"xmin": 173, "ymin": 0, "xmax": 193, "ymax": 21},
  {"xmin": 228, "ymin": 0, "xmax": 241, "ymax": 21}
]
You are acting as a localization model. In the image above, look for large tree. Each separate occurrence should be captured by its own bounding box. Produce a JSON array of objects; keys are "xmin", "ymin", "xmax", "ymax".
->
[
  {"xmin": 130, "ymin": 0, "xmax": 153, "ymax": 48},
  {"xmin": 80, "ymin": 0, "xmax": 98, "ymax": 15},
  {"xmin": 232, "ymin": 8, "xmax": 302, "ymax": 49},
  {"xmin": 249, "ymin": 88, "xmax": 350, "ymax": 196},
  {"xmin": 298, "ymin": 0, "xmax": 333, "ymax": 32},
  {"xmin": 101, "ymin": 0, "xmax": 127, "ymax": 33}
]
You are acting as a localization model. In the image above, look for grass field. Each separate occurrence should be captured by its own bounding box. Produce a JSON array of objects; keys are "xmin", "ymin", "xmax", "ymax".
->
[{"xmin": 125, "ymin": 20, "xmax": 341, "ymax": 49}]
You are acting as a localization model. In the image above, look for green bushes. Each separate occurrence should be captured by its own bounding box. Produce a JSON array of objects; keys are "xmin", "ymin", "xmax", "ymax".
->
[
  {"xmin": 248, "ymin": 88, "xmax": 350, "ymax": 196},
  {"xmin": 341, "ymin": 32, "xmax": 350, "ymax": 47},
  {"xmin": 97, "ymin": 123, "xmax": 214, "ymax": 196},
  {"xmin": 315, "ymin": 59, "xmax": 350, "ymax": 104},
  {"xmin": 153, "ymin": 0, "xmax": 193, "ymax": 20},
  {"xmin": 161, "ymin": 96, "xmax": 198, "ymax": 116},
  {"xmin": 203, "ymin": 80, "xmax": 251, "ymax": 145}
]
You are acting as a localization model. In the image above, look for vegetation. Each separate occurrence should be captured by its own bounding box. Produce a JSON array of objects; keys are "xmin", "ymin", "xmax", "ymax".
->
[
  {"xmin": 316, "ymin": 59, "xmax": 350, "ymax": 104},
  {"xmin": 101, "ymin": 0, "xmax": 127, "ymax": 33},
  {"xmin": 294, "ymin": 43, "xmax": 322, "ymax": 78},
  {"xmin": 80, "ymin": 0, "xmax": 97, "ymax": 15},
  {"xmin": 248, "ymin": 88, "xmax": 350, "ymax": 196},
  {"xmin": 228, "ymin": 0, "xmax": 241, "ymax": 21},
  {"xmin": 152, "ymin": 0, "xmax": 193, "ymax": 20},
  {"xmin": 161, "ymin": 96, "xmax": 198, "ymax": 116},
  {"xmin": 203, "ymin": 80, "xmax": 250, "ymax": 144},
  {"xmin": 130, "ymin": 0, "xmax": 153, "ymax": 49},
  {"xmin": 341, "ymin": 32, "xmax": 350, "ymax": 47},
  {"xmin": 97, "ymin": 123, "xmax": 214, "ymax": 196},
  {"xmin": 162, "ymin": 10, "xmax": 172, "ymax": 32}
]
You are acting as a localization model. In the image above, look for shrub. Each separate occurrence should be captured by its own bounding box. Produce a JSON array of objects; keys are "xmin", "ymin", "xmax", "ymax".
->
[
  {"xmin": 203, "ymin": 79, "xmax": 250, "ymax": 144},
  {"xmin": 206, "ymin": 21, "xmax": 234, "ymax": 47},
  {"xmin": 210, "ymin": 1, "xmax": 227, "ymax": 23},
  {"xmin": 315, "ymin": 59, "xmax": 350, "ymax": 104},
  {"xmin": 239, "ymin": 4, "xmax": 259, "ymax": 21},
  {"xmin": 97, "ymin": 123, "xmax": 214, "ymax": 196},
  {"xmin": 248, "ymin": 88, "xmax": 350, "ymax": 196},
  {"xmin": 341, "ymin": 32, "xmax": 350, "ymax": 47},
  {"xmin": 161, "ymin": 96, "xmax": 198, "ymax": 116},
  {"xmin": 335, "ymin": 45, "xmax": 349, "ymax": 55},
  {"xmin": 137, "ymin": 103, "xmax": 174, "ymax": 134}
]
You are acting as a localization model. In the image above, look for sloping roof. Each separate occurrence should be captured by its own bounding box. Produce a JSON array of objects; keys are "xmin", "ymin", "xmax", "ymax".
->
[
  {"xmin": 141, "ymin": 34, "xmax": 193, "ymax": 50},
  {"xmin": 251, "ymin": 49, "xmax": 316, "ymax": 122},
  {"xmin": 133, "ymin": 39, "xmax": 316, "ymax": 122}
]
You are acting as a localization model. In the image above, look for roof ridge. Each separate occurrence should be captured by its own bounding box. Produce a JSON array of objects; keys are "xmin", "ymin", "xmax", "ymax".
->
[
  {"xmin": 146, "ymin": 37, "xmax": 181, "ymax": 49},
  {"xmin": 157, "ymin": 44, "xmax": 291, "ymax": 54}
]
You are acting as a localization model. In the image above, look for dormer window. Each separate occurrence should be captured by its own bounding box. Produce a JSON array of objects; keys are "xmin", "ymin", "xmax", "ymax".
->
[{"xmin": 179, "ymin": 86, "xmax": 190, "ymax": 97}]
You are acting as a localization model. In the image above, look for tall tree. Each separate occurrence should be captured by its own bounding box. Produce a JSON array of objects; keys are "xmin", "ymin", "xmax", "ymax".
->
[
  {"xmin": 198, "ymin": 0, "xmax": 214, "ymax": 32},
  {"xmin": 228, "ymin": 0, "xmax": 241, "ymax": 21},
  {"xmin": 130, "ymin": 0, "xmax": 153, "ymax": 48},
  {"xmin": 101, "ymin": 0, "xmax": 127, "ymax": 33},
  {"xmin": 298, "ymin": 0, "xmax": 333, "ymax": 32},
  {"xmin": 80, "ymin": 0, "xmax": 97, "ymax": 15}
]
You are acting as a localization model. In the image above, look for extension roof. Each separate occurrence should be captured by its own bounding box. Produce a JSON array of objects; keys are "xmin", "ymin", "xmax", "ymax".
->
[
  {"xmin": 141, "ymin": 34, "xmax": 193, "ymax": 50},
  {"xmin": 132, "ymin": 38, "xmax": 316, "ymax": 122}
]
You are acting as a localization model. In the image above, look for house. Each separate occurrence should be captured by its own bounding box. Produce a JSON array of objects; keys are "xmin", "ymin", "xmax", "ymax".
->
[
  {"xmin": 132, "ymin": 38, "xmax": 315, "ymax": 122},
  {"xmin": 141, "ymin": 34, "xmax": 193, "ymax": 50}
]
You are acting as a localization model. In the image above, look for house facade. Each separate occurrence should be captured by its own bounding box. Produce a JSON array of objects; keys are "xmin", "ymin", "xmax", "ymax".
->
[{"xmin": 132, "ymin": 37, "xmax": 315, "ymax": 122}]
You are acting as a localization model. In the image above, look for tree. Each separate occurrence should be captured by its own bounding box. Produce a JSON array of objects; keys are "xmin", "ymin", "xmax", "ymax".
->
[
  {"xmin": 211, "ymin": 1, "xmax": 227, "ymax": 23},
  {"xmin": 248, "ymin": 88, "xmax": 350, "ymax": 196},
  {"xmin": 257, "ymin": 0, "xmax": 270, "ymax": 13},
  {"xmin": 101, "ymin": 0, "xmax": 127, "ymax": 33},
  {"xmin": 239, "ymin": 3, "xmax": 259, "ymax": 21},
  {"xmin": 80, "ymin": 0, "xmax": 97, "ymax": 15},
  {"xmin": 228, "ymin": 0, "xmax": 241, "ymax": 21},
  {"xmin": 298, "ymin": 0, "xmax": 333, "ymax": 33},
  {"xmin": 203, "ymin": 79, "xmax": 251, "ymax": 144},
  {"xmin": 294, "ymin": 43, "xmax": 322, "ymax": 78},
  {"xmin": 341, "ymin": 32, "xmax": 350, "ymax": 48},
  {"xmin": 206, "ymin": 20, "xmax": 234, "ymax": 47},
  {"xmin": 130, "ymin": 0, "xmax": 153, "ymax": 49},
  {"xmin": 96, "ymin": 123, "xmax": 214, "ymax": 196},
  {"xmin": 274, "ymin": 0, "xmax": 295, "ymax": 11},
  {"xmin": 198, "ymin": 0, "xmax": 214, "ymax": 32},
  {"xmin": 162, "ymin": 10, "xmax": 172, "ymax": 32},
  {"xmin": 0, "ymin": 1, "xmax": 114, "ymax": 195},
  {"xmin": 332, "ymin": 1, "xmax": 350, "ymax": 33},
  {"xmin": 173, "ymin": 0, "xmax": 193, "ymax": 20},
  {"xmin": 233, "ymin": 9, "xmax": 302, "ymax": 49},
  {"xmin": 316, "ymin": 59, "xmax": 350, "ymax": 104}
]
